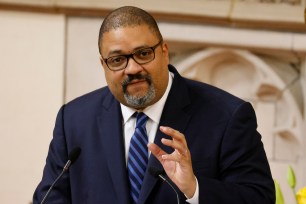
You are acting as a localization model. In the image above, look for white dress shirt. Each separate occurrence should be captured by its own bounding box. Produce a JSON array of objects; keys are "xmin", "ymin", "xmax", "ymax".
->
[{"xmin": 120, "ymin": 72, "xmax": 199, "ymax": 203}]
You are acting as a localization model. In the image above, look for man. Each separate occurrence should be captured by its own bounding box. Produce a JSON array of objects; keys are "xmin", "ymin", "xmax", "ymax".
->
[{"xmin": 33, "ymin": 6, "xmax": 275, "ymax": 204}]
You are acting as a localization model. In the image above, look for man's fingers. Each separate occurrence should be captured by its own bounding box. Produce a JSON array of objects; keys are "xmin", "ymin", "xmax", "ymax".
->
[
  {"xmin": 161, "ymin": 138, "xmax": 188, "ymax": 156},
  {"xmin": 148, "ymin": 143, "xmax": 166, "ymax": 161},
  {"xmin": 160, "ymin": 126, "xmax": 189, "ymax": 156},
  {"xmin": 160, "ymin": 126, "xmax": 186, "ymax": 143}
]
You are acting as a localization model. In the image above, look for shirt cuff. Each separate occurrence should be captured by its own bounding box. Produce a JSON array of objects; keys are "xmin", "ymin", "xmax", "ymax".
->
[{"xmin": 185, "ymin": 177, "xmax": 199, "ymax": 204}]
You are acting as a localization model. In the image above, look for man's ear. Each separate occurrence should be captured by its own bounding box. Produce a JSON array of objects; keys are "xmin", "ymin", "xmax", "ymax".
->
[
  {"xmin": 162, "ymin": 42, "xmax": 169, "ymax": 53},
  {"xmin": 99, "ymin": 56, "xmax": 104, "ymax": 66},
  {"xmin": 162, "ymin": 42, "xmax": 170, "ymax": 64}
]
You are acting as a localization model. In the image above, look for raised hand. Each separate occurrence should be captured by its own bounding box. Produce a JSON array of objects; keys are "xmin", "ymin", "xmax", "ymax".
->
[{"xmin": 148, "ymin": 126, "xmax": 196, "ymax": 198}]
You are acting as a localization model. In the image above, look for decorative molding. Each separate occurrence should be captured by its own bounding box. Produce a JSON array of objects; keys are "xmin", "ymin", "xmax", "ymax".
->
[
  {"xmin": 159, "ymin": 22, "xmax": 306, "ymax": 57},
  {"xmin": 0, "ymin": 0, "xmax": 305, "ymax": 32},
  {"xmin": 236, "ymin": 0, "xmax": 302, "ymax": 5}
]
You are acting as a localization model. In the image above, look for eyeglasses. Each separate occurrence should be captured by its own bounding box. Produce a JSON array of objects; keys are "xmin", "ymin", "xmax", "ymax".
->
[{"xmin": 102, "ymin": 40, "xmax": 162, "ymax": 71}]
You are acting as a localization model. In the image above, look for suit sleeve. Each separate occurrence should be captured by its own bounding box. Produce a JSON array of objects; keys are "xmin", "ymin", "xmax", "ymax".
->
[
  {"xmin": 197, "ymin": 102, "xmax": 275, "ymax": 204},
  {"xmin": 33, "ymin": 105, "xmax": 72, "ymax": 204}
]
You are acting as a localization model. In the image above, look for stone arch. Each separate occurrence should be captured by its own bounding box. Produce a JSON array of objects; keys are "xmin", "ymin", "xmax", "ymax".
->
[{"xmin": 174, "ymin": 48, "xmax": 304, "ymax": 161}]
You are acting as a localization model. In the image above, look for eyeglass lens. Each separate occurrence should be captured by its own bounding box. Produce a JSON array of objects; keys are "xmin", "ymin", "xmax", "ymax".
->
[{"xmin": 107, "ymin": 47, "xmax": 155, "ymax": 70}]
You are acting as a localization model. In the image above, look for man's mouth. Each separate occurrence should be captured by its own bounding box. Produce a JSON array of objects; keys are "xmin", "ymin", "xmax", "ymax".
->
[
  {"xmin": 128, "ymin": 79, "xmax": 146, "ymax": 85},
  {"xmin": 122, "ymin": 74, "xmax": 151, "ymax": 93}
]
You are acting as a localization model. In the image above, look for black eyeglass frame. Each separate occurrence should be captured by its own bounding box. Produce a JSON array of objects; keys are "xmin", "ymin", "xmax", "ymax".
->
[{"xmin": 101, "ymin": 40, "xmax": 163, "ymax": 71}]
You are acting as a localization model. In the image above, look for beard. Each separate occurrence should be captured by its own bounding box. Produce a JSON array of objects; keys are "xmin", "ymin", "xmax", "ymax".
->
[{"xmin": 122, "ymin": 74, "xmax": 156, "ymax": 109}]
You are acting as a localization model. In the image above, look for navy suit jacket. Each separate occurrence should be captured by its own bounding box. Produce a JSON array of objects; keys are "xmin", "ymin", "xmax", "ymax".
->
[{"xmin": 33, "ymin": 65, "xmax": 275, "ymax": 204}]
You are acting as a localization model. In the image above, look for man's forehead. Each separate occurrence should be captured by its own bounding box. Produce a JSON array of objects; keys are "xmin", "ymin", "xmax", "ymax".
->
[
  {"xmin": 100, "ymin": 26, "xmax": 157, "ymax": 54},
  {"xmin": 103, "ymin": 24, "xmax": 151, "ymax": 34}
]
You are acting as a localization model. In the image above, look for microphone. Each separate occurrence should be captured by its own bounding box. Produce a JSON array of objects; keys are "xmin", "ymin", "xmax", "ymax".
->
[
  {"xmin": 40, "ymin": 147, "xmax": 81, "ymax": 204},
  {"xmin": 149, "ymin": 166, "xmax": 180, "ymax": 204}
]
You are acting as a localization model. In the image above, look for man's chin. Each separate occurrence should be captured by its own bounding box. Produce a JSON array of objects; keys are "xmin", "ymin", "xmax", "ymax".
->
[
  {"xmin": 124, "ymin": 93, "xmax": 150, "ymax": 108},
  {"xmin": 125, "ymin": 89, "xmax": 148, "ymax": 99},
  {"xmin": 123, "ymin": 83, "xmax": 156, "ymax": 108}
]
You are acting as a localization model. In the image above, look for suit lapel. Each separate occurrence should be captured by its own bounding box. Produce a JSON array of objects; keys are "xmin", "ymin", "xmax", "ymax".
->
[
  {"xmin": 97, "ymin": 91, "xmax": 130, "ymax": 204},
  {"xmin": 138, "ymin": 66, "xmax": 192, "ymax": 204}
]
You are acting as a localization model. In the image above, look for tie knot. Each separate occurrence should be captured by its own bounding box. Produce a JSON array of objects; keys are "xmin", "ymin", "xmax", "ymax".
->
[{"xmin": 135, "ymin": 112, "xmax": 149, "ymax": 129}]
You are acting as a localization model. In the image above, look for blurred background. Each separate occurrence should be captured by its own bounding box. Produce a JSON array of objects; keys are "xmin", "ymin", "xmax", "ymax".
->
[{"xmin": 0, "ymin": 0, "xmax": 305, "ymax": 203}]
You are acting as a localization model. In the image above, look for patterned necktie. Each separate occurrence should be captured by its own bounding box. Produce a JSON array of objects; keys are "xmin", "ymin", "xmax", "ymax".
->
[{"xmin": 127, "ymin": 112, "xmax": 149, "ymax": 204}]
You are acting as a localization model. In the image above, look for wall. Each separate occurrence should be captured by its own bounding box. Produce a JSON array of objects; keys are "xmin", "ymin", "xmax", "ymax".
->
[
  {"xmin": 0, "ymin": 11, "xmax": 65, "ymax": 203},
  {"xmin": 65, "ymin": 17, "xmax": 106, "ymax": 102}
]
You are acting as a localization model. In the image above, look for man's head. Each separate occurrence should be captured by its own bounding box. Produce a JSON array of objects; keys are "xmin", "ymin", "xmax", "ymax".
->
[
  {"xmin": 98, "ymin": 6, "xmax": 163, "ymax": 54},
  {"xmin": 98, "ymin": 6, "xmax": 170, "ymax": 110}
]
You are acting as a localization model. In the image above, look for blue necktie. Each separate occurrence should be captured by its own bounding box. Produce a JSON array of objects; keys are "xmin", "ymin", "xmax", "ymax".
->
[{"xmin": 127, "ymin": 112, "xmax": 149, "ymax": 203}]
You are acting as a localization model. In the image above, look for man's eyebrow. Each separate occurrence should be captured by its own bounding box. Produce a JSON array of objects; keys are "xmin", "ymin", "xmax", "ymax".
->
[
  {"xmin": 107, "ymin": 50, "xmax": 123, "ymax": 56},
  {"xmin": 133, "ymin": 44, "xmax": 149, "ymax": 51},
  {"xmin": 107, "ymin": 44, "xmax": 150, "ymax": 57}
]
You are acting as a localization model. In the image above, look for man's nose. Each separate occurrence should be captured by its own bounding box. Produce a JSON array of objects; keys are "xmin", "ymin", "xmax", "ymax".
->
[{"xmin": 124, "ymin": 57, "xmax": 144, "ymax": 74}]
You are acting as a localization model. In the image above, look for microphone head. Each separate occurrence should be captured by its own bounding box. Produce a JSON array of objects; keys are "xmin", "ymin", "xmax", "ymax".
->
[
  {"xmin": 68, "ymin": 147, "xmax": 81, "ymax": 164},
  {"xmin": 149, "ymin": 166, "xmax": 164, "ymax": 178}
]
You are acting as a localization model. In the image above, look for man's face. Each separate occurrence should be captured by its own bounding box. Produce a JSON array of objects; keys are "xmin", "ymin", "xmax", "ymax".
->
[{"xmin": 100, "ymin": 25, "xmax": 169, "ymax": 109}]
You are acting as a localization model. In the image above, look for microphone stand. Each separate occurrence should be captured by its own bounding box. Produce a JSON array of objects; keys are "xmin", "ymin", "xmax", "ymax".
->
[
  {"xmin": 149, "ymin": 166, "xmax": 180, "ymax": 204},
  {"xmin": 40, "ymin": 168, "xmax": 67, "ymax": 204},
  {"xmin": 40, "ymin": 147, "xmax": 81, "ymax": 204},
  {"xmin": 157, "ymin": 173, "xmax": 180, "ymax": 204}
]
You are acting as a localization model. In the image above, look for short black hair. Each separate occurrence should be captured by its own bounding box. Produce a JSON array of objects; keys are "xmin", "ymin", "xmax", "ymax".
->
[{"xmin": 98, "ymin": 6, "xmax": 163, "ymax": 54}]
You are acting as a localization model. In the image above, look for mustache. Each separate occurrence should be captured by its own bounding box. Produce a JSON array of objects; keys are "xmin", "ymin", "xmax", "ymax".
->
[{"xmin": 122, "ymin": 74, "xmax": 152, "ymax": 91}]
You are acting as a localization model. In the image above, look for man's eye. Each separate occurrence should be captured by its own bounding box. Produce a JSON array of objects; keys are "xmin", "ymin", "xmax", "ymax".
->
[
  {"xmin": 109, "ymin": 56, "xmax": 125, "ymax": 65},
  {"xmin": 137, "ymin": 49, "xmax": 153, "ymax": 58}
]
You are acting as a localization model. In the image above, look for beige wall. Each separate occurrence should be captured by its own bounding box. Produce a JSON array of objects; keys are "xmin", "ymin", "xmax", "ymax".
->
[
  {"xmin": 65, "ymin": 17, "xmax": 106, "ymax": 102},
  {"xmin": 0, "ymin": 11, "xmax": 65, "ymax": 203}
]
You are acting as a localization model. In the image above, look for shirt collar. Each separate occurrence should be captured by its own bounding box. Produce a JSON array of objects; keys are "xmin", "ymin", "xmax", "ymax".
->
[{"xmin": 121, "ymin": 71, "xmax": 173, "ymax": 124}]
